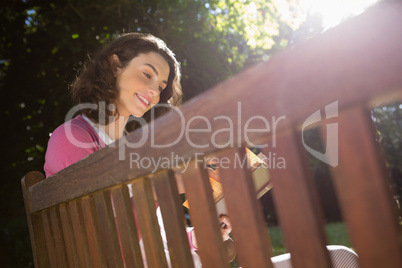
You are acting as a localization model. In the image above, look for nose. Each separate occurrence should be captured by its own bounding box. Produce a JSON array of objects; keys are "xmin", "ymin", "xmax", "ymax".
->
[
  {"xmin": 147, "ymin": 84, "xmax": 161, "ymax": 105},
  {"xmin": 147, "ymin": 83, "xmax": 160, "ymax": 97}
]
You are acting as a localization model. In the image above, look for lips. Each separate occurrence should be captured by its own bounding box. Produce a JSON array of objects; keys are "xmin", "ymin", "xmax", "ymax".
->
[{"xmin": 136, "ymin": 93, "xmax": 150, "ymax": 107}]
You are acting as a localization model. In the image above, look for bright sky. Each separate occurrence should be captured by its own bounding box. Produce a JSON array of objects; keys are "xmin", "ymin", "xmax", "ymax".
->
[
  {"xmin": 244, "ymin": 0, "xmax": 380, "ymax": 49},
  {"xmin": 299, "ymin": 0, "xmax": 379, "ymax": 29}
]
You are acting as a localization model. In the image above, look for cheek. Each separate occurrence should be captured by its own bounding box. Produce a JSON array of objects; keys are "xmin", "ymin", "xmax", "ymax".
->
[
  {"xmin": 119, "ymin": 73, "xmax": 140, "ymax": 90},
  {"xmin": 148, "ymin": 97, "xmax": 160, "ymax": 111},
  {"xmin": 152, "ymin": 95, "xmax": 160, "ymax": 105}
]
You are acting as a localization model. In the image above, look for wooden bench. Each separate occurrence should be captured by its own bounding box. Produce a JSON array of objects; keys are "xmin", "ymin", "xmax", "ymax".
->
[{"xmin": 22, "ymin": 2, "xmax": 402, "ymax": 267}]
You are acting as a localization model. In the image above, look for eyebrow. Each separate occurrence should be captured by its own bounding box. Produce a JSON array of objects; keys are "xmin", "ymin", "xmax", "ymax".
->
[{"xmin": 145, "ymin": 63, "xmax": 168, "ymax": 85}]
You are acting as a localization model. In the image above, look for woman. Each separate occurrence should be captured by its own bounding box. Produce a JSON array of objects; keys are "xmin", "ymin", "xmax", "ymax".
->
[
  {"xmin": 44, "ymin": 32, "xmax": 232, "ymax": 267},
  {"xmin": 44, "ymin": 33, "xmax": 181, "ymax": 177}
]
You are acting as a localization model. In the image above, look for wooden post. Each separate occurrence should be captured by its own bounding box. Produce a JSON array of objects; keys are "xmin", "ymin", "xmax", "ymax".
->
[
  {"xmin": 182, "ymin": 163, "xmax": 228, "ymax": 268},
  {"xmin": 21, "ymin": 171, "xmax": 50, "ymax": 267},
  {"xmin": 218, "ymin": 147, "xmax": 274, "ymax": 268},
  {"xmin": 131, "ymin": 177, "xmax": 169, "ymax": 268},
  {"xmin": 263, "ymin": 131, "xmax": 332, "ymax": 268},
  {"xmin": 327, "ymin": 106, "xmax": 402, "ymax": 268},
  {"xmin": 152, "ymin": 169, "xmax": 195, "ymax": 268}
]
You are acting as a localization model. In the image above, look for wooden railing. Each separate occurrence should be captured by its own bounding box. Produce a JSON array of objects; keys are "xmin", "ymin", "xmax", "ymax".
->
[{"xmin": 22, "ymin": 1, "xmax": 402, "ymax": 267}]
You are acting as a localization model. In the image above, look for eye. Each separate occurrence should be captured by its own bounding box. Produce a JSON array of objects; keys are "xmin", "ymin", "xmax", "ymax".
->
[
  {"xmin": 143, "ymin": 72, "xmax": 151, "ymax": 79},
  {"xmin": 159, "ymin": 84, "xmax": 168, "ymax": 92}
]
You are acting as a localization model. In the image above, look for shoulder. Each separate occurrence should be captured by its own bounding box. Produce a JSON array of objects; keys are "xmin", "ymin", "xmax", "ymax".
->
[
  {"xmin": 51, "ymin": 115, "xmax": 110, "ymax": 146},
  {"xmin": 44, "ymin": 115, "xmax": 103, "ymax": 177},
  {"xmin": 52, "ymin": 115, "xmax": 99, "ymax": 147}
]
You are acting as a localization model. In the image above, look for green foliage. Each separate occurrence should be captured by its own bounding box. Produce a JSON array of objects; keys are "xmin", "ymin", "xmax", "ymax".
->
[
  {"xmin": 268, "ymin": 222, "xmax": 353, "ymax": 257},
  {"xmin": 372, "ymin": 102, "xmax": 402, "ymax": 218},
  {"xmin": 372, "ymin": 103, "xmax": 402, "ymax": 171},
  {"xmin": 302, "ymin": 128, "xmax": 342, "ymax": 222},
  {"xmin": 268, "ymin": 225, "xmax": 288, "ymax": 256},
  {"xmin": 325, "ymin": 222, "xmax": 352, "ymax": 247}
]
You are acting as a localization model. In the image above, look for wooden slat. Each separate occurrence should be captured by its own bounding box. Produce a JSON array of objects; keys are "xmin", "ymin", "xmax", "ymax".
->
[
  {"xmin": 326, "ymin": 106, "xmax": 402, "ymax": 268},
  {"xmin": 59, "ymin": 204, "xmax": 79, "ymax": 267},
  {"xmin": 29, "ymin": 2, "xmax": 402, "ymax": 212},
  {"xmin": 217, "ymin": 147, "xmax": 273, "ymax": 268},
  {"xmin": 41, "ymin": 210, "xmax": 59, "ymax": 267},
  {"xmin": 93, "ymin": 191, "xmax": 124, "ymax": 267},
  {"xmin": 152, "ymin": 169, "xmax": 195, "ymax": 268},
  {"xmin": 68, "ymin": 200, "xmax": 91, "ymax": 267},
  {"xmin": 49, "ymin": 207, "xmax": 68, "ymax": 268},
  {"xmin": 29, "ymin": 213, "xmax": 51, "ymax": 268},
  {"xmin": 21, "ymin": 171, "xmax": 50, "ymax": 267},
  {"xmin": 131, "ymin": 177, "xmax": 169, "ymax": 268},
  {"xmin": 111, "ymin": 185, "xmax": 144, "ymax": 268},
  {"xmin": 81, "ymin": 197, "xmax": 105, "ymax": 267},
  {"xmin": 182, "ymin": 163, "xmax": 228, "ymax": 268},
  {"xmin": 263, "ymin": 131, "xmax": 332, "ymax": 268}
]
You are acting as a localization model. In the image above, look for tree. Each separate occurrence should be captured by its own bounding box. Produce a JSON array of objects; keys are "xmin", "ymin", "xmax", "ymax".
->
[
  {"xmin": 372, "ymin": 103, "xmax": 402, "ymax": 219},
  {"xmin": 1, "ymin": 0, "xmax": 300, "ymax": 266}
]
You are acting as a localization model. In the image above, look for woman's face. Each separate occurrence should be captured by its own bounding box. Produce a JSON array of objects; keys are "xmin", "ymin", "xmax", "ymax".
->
[{"xmin": 114, "ymin": 52, "xmax": 170, "ymax": 118}]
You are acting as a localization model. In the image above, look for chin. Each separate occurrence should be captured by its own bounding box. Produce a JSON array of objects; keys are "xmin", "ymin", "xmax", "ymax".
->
[{"xmin": 131, "ymin": 111, "xmax": 146, "ymax": 118}]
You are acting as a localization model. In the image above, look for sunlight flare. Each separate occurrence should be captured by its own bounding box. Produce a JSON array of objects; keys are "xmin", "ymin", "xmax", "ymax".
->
[{"xmin": 300, "ymin": 0, "xmax": 379, "ymax": 29}]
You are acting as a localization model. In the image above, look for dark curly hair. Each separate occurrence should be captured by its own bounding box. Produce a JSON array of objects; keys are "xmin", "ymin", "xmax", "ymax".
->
[{"xmin": 71, "ymin": 33, "xmax": 182, "ymax": 132}]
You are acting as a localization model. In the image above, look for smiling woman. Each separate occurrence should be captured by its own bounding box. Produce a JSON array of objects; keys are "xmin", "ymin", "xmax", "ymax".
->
[
  {"xmin": 41, "ymin": 32, "xmax": 236, "ymax": 268},
  {"xmin": 44, "ymin": 33, "xmax": 182, "ymax": 177}
]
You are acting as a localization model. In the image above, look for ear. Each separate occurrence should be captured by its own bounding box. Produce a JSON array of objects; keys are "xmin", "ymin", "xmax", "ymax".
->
[{"xmin": 110, "ymin": 54, "xmax": 122, "ymax": 77}]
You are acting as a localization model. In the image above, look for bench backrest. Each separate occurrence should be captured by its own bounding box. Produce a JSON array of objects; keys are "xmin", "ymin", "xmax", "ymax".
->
[{"xmin": 22, "ymin": 2, "xmax": 402, "ymax": 267}]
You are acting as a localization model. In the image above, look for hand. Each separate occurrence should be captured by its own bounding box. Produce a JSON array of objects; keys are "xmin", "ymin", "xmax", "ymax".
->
[
  {"xmin": 220, "ymin": 214, "xmax": 232, "ymax": 241},
  {"xmin": 190, "ymin": 214, "xmax": 233, "ymax": 249},
  {"xmin": 220, "ymin": 215, "xmax": 236, "ymax": 263}
]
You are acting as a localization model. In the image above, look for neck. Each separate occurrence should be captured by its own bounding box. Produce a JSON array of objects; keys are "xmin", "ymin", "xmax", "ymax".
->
[{"xmin": 102, "ymin": 116, "xmax": 128, "ymax": 141}]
